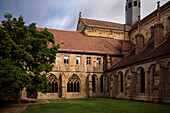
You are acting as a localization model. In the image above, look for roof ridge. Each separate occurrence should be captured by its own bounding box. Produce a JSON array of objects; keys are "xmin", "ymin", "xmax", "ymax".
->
[{"xmin": 82, "ymin": 17, "xmax": 124, "ymax": 26}]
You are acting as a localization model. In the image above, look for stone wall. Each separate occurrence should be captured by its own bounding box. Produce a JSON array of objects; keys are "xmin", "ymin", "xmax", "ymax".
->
[
  {"xmin": 107, "ymin": 56, "xmax": 170, "ymax": 103},
  {"xmin": 130, "ymin": 8, "xmax": 170, "ymax": 44}
]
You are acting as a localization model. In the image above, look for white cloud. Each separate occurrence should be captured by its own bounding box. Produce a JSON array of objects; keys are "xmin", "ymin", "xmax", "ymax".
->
[{"xmin": 0, "ymin": 0, "xmax": 169, "ymax": 31}]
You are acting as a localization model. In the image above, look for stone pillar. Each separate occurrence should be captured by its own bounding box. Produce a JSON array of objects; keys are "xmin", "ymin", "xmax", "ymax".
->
[
  {"xmin": 145, "ymin": 70, "xmax": 150, "ymax": 97},
  {"xmin": 112, "ymin": 75, "xmax": 118, "ymax": 97},
  {"xmin": 61, "ymin": 73, "xmax": 66, "ymax": 98},
  {"xmin": 89, "ymin": 75, "xmax": 92, "ymax": 97},
  {"xmin": 150, "ymin": 70, "xmax": 154, "ymax": 95},
  {"xmin": 130, "ymin": 72, "xmax": 137, "ymax": 97},
  {"xmin": 158, "ymin": 67, "xmax": 167, "ymax": 99},
  {"xmin": 85, "ymin": 75, "xmax": 90, "ymax": 97}
]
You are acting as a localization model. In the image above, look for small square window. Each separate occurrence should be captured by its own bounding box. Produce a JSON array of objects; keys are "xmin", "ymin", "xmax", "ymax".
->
[
  {"xmin": 86, "ymin": 57, "xmax": 91, "ymax": 65},
  {"xmin": 134, "ymin": 1, "xmax": 137, "ymax": 6},
  {"xmin": 128, "ymin": 2, "xmax": 132, "ymax": 8},
  {"xmin": 97, "ymin": 58, "xmax": 101, "ymax": 66},
  {"xmin": 64, "ymin": 56, "xmax": 69, "ymax": 64},
  {"xmin": 76, "ymin": 56, "xmax": 81, "ymax": 65}
]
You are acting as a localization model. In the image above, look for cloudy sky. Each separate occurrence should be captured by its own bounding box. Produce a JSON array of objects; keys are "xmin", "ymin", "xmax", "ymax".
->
[{"xmin": 0, "ymin": 0, "xmax": 169, "ymax": 31}]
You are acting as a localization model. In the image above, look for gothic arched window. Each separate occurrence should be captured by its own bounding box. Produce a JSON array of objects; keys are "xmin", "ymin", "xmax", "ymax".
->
[
  {"xmin": 47, "ymin": 74, "xmax": 58, "ymax": 93},
  {"xmin": 100, "ymin": 75, "xmax": 104, "ymax": 92},
  {"xmin": 67, "ymin": 74, "xmax": 80, "ymax": 92},
  {"xmin": 140, "ymin": 68, "xmax": 145, "ymax": 93},
  {"xmin": 92, "ymin": 75, "xmax": 97, "ymax": 92},
  {"xmin": 118, "ymin": 72, "xmax": 123, "ymax": 93}
]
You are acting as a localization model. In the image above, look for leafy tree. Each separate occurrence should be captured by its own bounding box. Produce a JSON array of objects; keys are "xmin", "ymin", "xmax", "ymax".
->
[{"xmin": 0, "ymin": 13, "xmax": 59, "ymax": 101}]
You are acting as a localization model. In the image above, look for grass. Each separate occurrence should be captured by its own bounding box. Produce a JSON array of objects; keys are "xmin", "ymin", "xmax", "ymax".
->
[{"xmin": 24, "ymin": 98, "xmax": 170, "ymax": 113}]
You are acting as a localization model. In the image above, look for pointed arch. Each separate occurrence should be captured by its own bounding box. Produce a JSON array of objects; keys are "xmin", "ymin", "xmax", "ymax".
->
[
  {"xmin": 92, "ymin": 74, "xmax": 97, "ymax": 92},
  {"xmin": 47, "ymin": 74, "xmax": 58, "ymax": 93},
  {"xmin": 149, "ymin": 64, "xmax": 156, "ymax": 91},
  {"xmin": 67, "ymin": 74, "xmax": 81, "ymax": 92},
  {"xmin": 118, "ymin": 71, "xmax": 123, "ymax": 93},
  {"xmin": 137, "ymin": 67, "xmax": 145, "ymax": 93},
  {"xmin": 100, "ymin": 75, "xmax": 104, "ymax": 92}
]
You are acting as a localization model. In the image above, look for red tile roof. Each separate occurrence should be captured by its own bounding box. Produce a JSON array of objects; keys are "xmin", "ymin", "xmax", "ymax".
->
[
  {"xmin": 108, "ymin": 32, "xmax": 170, "ymax": 70},
  {"xmin": 38, "ymin": 28, "xmax": 124, "ymax": 55}
]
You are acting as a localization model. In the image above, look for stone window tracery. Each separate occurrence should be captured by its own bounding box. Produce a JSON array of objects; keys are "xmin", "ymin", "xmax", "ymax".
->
[
  {"xmin": 47, "ymin": 74, "xmax": 58, "ymax": 93},
  {"xmin": 67, "ymin": 74, "xmax": 80, "ymax": 92}
]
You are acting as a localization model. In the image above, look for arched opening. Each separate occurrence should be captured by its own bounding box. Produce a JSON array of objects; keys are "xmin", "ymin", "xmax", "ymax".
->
[
  {"xmin": 67, "ymin": 74, "xmax": 81, "ymax": 92},
  {"xmin": 107, "ymin": 76, "xmax": 109, "ymax": 92},
  {"xmin": 67, "ymin": 82, "xmax": 70, "ymax": 92},
  {"xmin": 118, "ymin": 72, "xmax": 123, "ymax": 93},
  {"xmin": 71, "ymin": 82, "xmax": 73, "ymax": 92},
  {"xmin": 149, "ymin": 64, "xmax": 156, "ymax": 91},
  {"xmin": 52, "ymin": 82, "xmax": 55, "ymax": 93},
  {"xmin": 125, "ymin": 70, "xmax": 130, "ymax": 95},
  {"xmin": 140, "ymin": 68, "xmax": 145, "ymax": 93},
  {"xmin": 100, "ymin": 75, "xmax": 104, "ymax": 92},
  {"xmin": 47, "ymin": 74, "xmax": 58, "ymax": 93},
  {"xmin": 77, "ymin": 82, "xmax": 80, "ymax": 92},
  {"xmin": 92, "ymin": 75, "xmax": 97, "ymax": 92}
]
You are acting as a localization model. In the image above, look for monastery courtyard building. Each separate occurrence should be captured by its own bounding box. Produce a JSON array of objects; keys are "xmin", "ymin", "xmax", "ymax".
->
[{"xmin": 1, "ymin": 0, "xmax": 170, "ymax": 103}]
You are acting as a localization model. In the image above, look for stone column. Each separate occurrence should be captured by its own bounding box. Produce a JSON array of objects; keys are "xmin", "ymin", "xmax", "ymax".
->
[
  {"xmin": 61, "ymin": 73, "xmax": 66, "ymax": 98},
  {"xmin": 110, "ymin": 75, "xmax": 113, "ymax": 97},
  {"xmin": 112, "ymin": 75, "xmax": 118, "ymax": 97},
  {"xmin": 89, "ymin": 75, "xmax": 92, "ymax": 97},
  {"xmin": 158, "ymin": 67, "xmax": 167, "ymax": 99},
  {"xmin": 130, "ymin": 72, "xmax": 137, "ymax": 97},
  {"xmin": 145, "ymin": 70, "xmax": 150, "ymax": 97},
  {"xmin": 150, "ymin": 70, "xmax": 154, "ymax": 95}
]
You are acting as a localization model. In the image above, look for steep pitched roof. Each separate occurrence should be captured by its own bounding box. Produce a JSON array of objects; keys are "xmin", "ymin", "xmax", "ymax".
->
[
  {"xmin": 108, "ymin": 32, "xmax": 170, "ymax": 70},
  {"xmin": 38, "ymin": 28, "xmax": 124, "ymax": 55},
  {"xmin": 81, "ymin": 18, "xmax": 131, "ymax": 31}
]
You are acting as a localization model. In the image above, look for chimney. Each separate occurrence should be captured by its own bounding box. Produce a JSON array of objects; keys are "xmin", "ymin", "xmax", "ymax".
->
[
  {"xmin": 135, "ymin": 15, "xmax": 144, "ymax": 54},
  {"xmin": 154, "ymin": 1, "xmax": 164, "ymax": 47}
]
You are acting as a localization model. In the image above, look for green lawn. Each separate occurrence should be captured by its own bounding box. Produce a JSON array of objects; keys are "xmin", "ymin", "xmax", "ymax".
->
[{"xmin": 24, "ymin": 98, "xmax": 170, "ymax": 113}]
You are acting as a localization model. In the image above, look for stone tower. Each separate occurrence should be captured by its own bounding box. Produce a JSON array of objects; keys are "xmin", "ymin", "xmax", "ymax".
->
[{"xmin": 125, "ymin": 0, "xmax": 141, "ymax": 27}]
